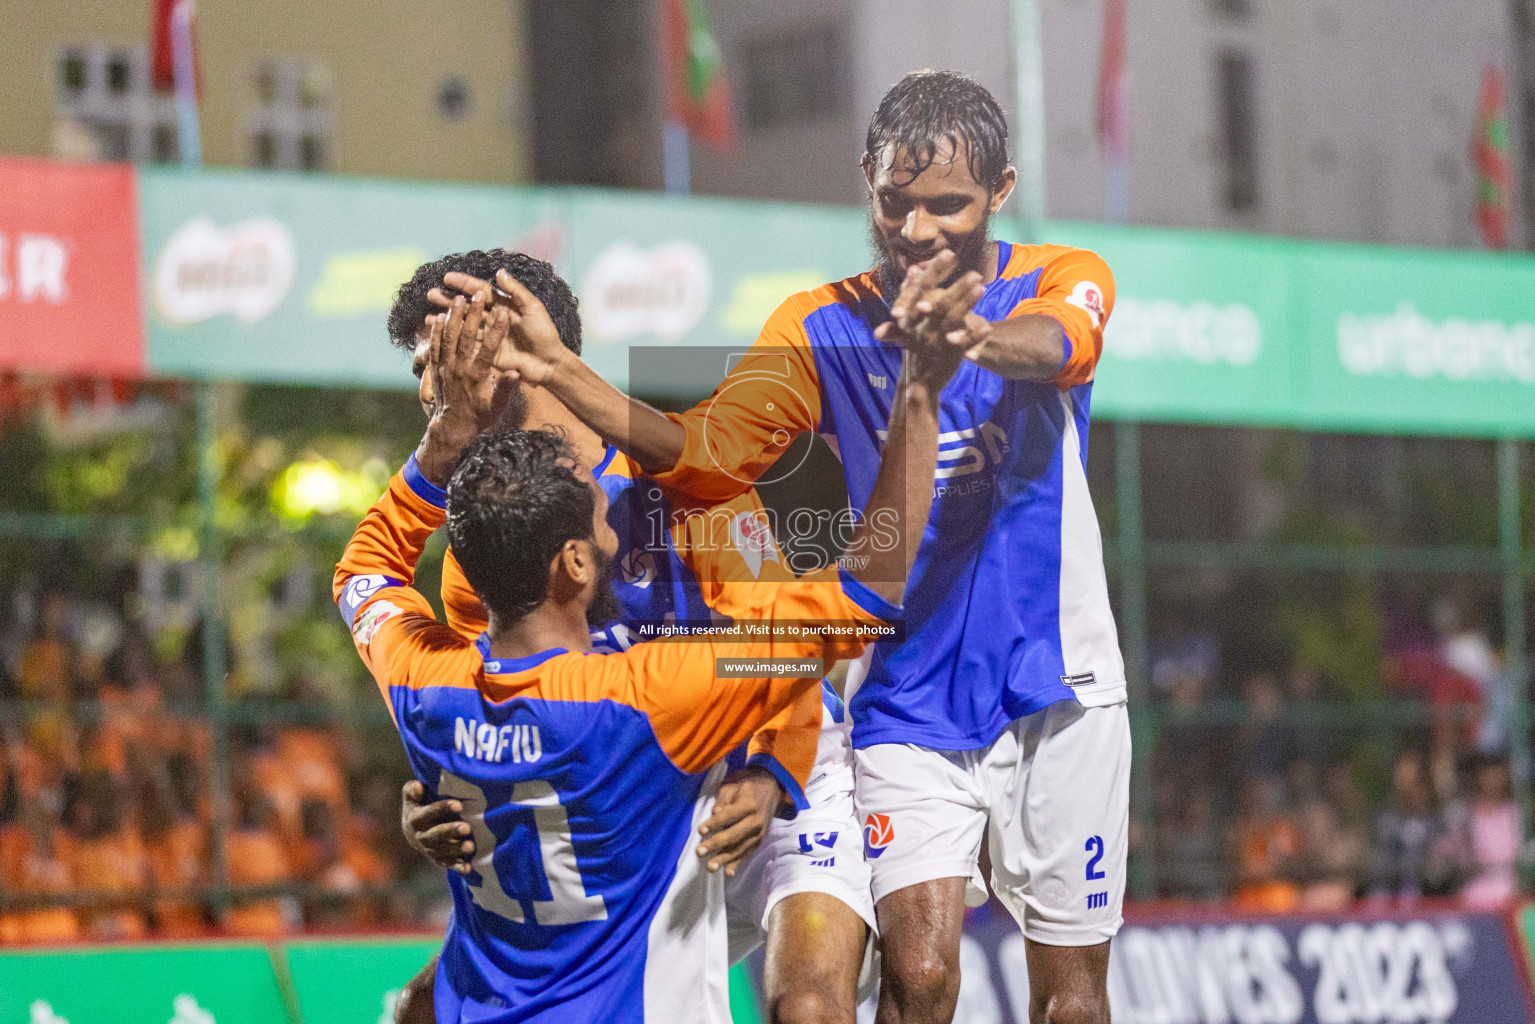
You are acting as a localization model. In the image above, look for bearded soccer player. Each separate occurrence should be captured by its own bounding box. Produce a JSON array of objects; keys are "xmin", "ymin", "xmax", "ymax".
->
[
  {"xmin": 334, "ymin": 274, "xmax": 964, "ymax": 1023},
  {"xmin": 463, "ymin": 72, "xmax": 1129, "ymax": 1024},
  {"xmin": 387, "ymin": 251, "xmax": 975, "ymax": 1023}
]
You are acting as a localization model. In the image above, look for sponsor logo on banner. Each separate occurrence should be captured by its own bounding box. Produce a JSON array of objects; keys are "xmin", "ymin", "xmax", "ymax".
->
[
  {"xmin": 863, "ymin": 813, "xmax": 894, "ymax": 858},
  {"xmin": 849, "ymin": 908, "xmax": 1532, "ymax": 1024},
  {"xmin": 582, "ymin": 241, "xmax": 710, "ymax": 342},
  {"xmin": 1107, "ymin": 298, "xmax": 1263, "ymax": 366},
  {"xmin": 154, "ymin": 216, "xmax": 296, "ymax": 325},
  {"xmin": 307, "ymin": 249, "xmax": 426, "ymax": 318},
  {"xmin": 1338, "ymin": 303, "xmax": 1535, "ymax": 385},
  {"xmin": 0, "ymin": 233, "xmax": 68, "ymax": 304}
]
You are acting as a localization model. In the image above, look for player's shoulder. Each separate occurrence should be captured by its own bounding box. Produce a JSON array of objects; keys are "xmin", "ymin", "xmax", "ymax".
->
[
  {"xmin": 768, "ymin": 272, "xmax": 882, "ymax": 328},
  {"xmin": 1001, "ymin": 241, "xmax": 1113, "ymax": 282}
]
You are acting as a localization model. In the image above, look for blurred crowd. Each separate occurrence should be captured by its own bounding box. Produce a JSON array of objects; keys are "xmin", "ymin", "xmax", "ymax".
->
[
  {"xmin": 1149, "ymin": 583, "xmax": 1528, "ymax": 910},
  {"xmin": 0, "ymin": 589, "xmax": 422, "ymax": 946}
]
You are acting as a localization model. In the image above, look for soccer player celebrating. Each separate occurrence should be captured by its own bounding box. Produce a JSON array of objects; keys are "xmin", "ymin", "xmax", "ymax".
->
[
  {"xmin": 381, "ymin": 250, "xmax": 985, "ymax": 1023},
  {"xmin": 334, "ymin": 272, "xmax": 963, "ymax": 1023},
  {"xmin": 465, "ymin": 72, "xmax": 1129, "ymax": 1024}
]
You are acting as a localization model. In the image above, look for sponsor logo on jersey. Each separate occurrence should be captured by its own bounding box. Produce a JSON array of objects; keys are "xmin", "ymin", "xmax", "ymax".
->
[
  {"xmin": 1086, "ymin": 891, "xmax": 1109, "ymax": 910},
  {"xmin": 620, "ymin": 548, "xmax": 656, "ymax": 588},
  {"xmin": 867, "ymin": 372, "xmax": 889, "ymax": 390},
  {"xmin": 730, "ymin": 509, "xmax": 780, "ymax": 579},
  {"xmin": 1061, "ymin": 672, "xmax": 1096, "ymax": 688},
  {"xmin": 1066, "ymin": 280, "xmax": 1106, "ymax": 329},
  {"xmin": 877, "ymin": 423, "xmax": 1011, "ymax": 485},
  {"xmin": 340, "ymin": 573, "xmax": 400, "ymax": 624},
  {"xmin": 863, "ymin": 813, "xmax": 894, "ymax": 858},
  {"xmin": 352, "ymin": 600, "xmax": 402, "ymax": 645}
]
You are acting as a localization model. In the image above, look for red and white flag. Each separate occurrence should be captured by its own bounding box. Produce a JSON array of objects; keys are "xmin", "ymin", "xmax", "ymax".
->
[{"xmin": 1096, "ymin": 0, "xmax": 1129, "ymax": 221}]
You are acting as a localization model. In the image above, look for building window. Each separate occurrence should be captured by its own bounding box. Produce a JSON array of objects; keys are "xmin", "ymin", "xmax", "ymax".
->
[
  {"xmin": 246, "ymin": 58, "xmax": 334, "ymax": 171},
  {"xmin": 741, "ymin": 22, "xmax": 847, "ymax": 132},
  {"xmin": 1216, "ymin": 50, "xmax": 1259, "ymax": 212},
  {"xmin": 53, "ymin": 44, "xmax": 179, "ymax": 163}
]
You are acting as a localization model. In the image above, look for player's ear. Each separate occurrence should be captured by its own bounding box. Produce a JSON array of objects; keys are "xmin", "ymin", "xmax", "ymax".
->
[
  {"xmin": 861, "ymin": 153, "xmax": 877, "ymax": 192},
  {"xmin": 988, "ymin": 166, "xmax": 1017, "ymax": 215}
]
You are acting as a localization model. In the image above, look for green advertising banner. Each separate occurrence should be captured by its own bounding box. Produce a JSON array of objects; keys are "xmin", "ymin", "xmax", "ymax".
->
[
  {"xmin": 284, "ymin": 937, "xmax": 440, "ymax": 1024},
  {"xmin": 135, "ymin": 167, "xmax": 1535, "ymax": 439},
  {"xmin": 0, "ymin": 942, "xmax": 290, "ymax": 1024}
]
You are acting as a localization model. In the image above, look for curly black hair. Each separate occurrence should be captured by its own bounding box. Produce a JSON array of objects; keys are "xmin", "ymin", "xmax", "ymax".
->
[
  {"xmin": 865, "ymin": 71, "xmax": 1011, "ymax": 193},
  {"xmin": 446, "ymin": 429, "xmax": 595, "ymax": 626},
  {"xmin": 387, "ymin": 249, "xmax": 582, "ymax": 356}
]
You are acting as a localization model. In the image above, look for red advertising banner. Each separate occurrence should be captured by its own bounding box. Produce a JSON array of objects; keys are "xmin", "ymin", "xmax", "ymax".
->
[{"xmin": 0, "ymin": 158, "xmax": 144, "ymax": 376}]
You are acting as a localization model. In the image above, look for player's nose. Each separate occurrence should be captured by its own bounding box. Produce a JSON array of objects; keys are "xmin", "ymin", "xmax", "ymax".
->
[{"xmin": 902, "ymin": 206, "xmax": 940, "ymax": 245}]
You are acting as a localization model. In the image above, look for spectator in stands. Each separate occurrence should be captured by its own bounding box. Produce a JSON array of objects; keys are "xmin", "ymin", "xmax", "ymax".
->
[
  {"xmin": 1294, "ymin": 784, "xmax": 1364, "ymax": 911},
  {"xmin": 64, "ymin": 770, "xmax": 149, "ymax": 940},
  {"xmin": 1159, "ymin": 785, "xmax": 1227, "ymax": 902},
  {"xmin": 142, "ymin": 773, "xmax": 208, "ymax": 937},
  {"xmin": 1369, "ymin": 749, "xmax": 1450, "ymax": 903},
  {"xmin": 0, "ymin": 763, "xmax": 78, "ymax": 945},
  {"xmin": 222, "ymin": 788, "xmax": 295, "ymax": 937},
  {"xmin": 17, "ymin": 594, "xmax": 70, "ymax": 706},
  {"xmin": 1442, "ymin": 751, "xmax": 1522, "ymax": 909},
  {"xmin": 1234, "ymin": 673, "xmax": 1289, "ymax": 781},
  {"xmin": 1230, "ymin": 774, "xmax": 1301, "ymax": 912}
]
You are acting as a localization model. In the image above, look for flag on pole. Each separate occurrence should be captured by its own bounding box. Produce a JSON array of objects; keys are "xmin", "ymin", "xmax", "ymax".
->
[
  {"xmin": 1096, "ymin": 0, "xmax": 1129, "ymax": 222},
  {"xmin": 1472, "ymin": 63, "xmax": 1511, "ymax": 249},
  {"xmin": 151, "ymin": 0, "xmax": 201, "ymax": 97},
  {"xmin": 660, "ymin": 0, "xmax": 735, "ymax": 152}
]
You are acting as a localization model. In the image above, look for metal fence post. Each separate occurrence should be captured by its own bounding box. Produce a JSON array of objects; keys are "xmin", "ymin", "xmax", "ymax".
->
[
  {"xmin": 1115, "ymin": 420, "xmax": 1155, "ymax": 898},
  {"xmin": 1498, "ymin": 438, "xmax": 1530, "ymax": 845},
  {"xmin": 196, "ymin": 382, "xmax": 232, "ymax": 918}
]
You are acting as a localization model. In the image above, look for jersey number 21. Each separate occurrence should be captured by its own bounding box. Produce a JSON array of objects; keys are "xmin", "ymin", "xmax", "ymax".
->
[{"xmin": 438, "ymin": 770, "xmax": 609, "ymax": 925}]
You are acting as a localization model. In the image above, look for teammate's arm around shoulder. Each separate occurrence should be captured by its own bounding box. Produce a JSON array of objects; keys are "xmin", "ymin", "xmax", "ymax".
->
[{"xmin": 625, "ymin": 308, "xmax": 967, "ymax": 776}]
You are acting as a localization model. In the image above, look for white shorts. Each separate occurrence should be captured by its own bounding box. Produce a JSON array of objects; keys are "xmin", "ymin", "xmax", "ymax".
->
[
  {"xmin": 853, "ymin": 700, "xmax": 1130, "ymax": 946},
  {"xmin": 724, "ymin": 775, "xmax": 878, "ymax": 965}
]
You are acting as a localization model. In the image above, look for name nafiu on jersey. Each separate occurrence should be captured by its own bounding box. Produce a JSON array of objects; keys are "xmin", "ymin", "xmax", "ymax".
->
[{"xmin": 652, "ymin": 242, "xmax": 1127, "ymax": 750}]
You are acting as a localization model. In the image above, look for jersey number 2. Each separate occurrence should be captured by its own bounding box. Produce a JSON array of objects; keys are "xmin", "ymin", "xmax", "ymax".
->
[
  {"xmin": 1085, "ymin": 835, "xmax": 1106, "ymax": 881},
  {"xmin": 438, "ymin": 770, "xmax": 608, "ymax": 925}
]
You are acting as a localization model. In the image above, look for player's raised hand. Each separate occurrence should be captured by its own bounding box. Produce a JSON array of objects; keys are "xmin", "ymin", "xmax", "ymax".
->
[
  {"xmin": 488, "ymin": 268, "xmax": 571, "ymax": 385},
  {"xmin": 414, "ymin": 295, "xmax": 511, "ymax": 485},
  {"xmin": 401, "ymin": 781, "xmax": 473, "ymax": 875},
  {"xmin": 696, "ymin": 766, "xmax": 784, "ymax": 876}
]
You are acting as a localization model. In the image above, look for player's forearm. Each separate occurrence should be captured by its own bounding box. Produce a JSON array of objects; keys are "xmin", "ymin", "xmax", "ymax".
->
[
  {"xmin": 846, "ymin": 370, "xmax": 941, "ymax": 606},
  {"xmin": 542, "ymin": 352, "xmax": 686, "ymax": 475},
  {"xmin": 965, "ymin": 313, "xmax": 1066, "ymax": 380},
  {"xmin": 333, "ymin": 468, "xmax": 443, "ymax": 599}
]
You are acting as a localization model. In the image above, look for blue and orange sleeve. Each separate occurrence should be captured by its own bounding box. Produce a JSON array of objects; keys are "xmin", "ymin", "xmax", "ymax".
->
[
  {"xmin": 1004, "ymin": 244, "xmax": 1116, "ymax": 389},
  {"xmin": 333, "ymin": 458, "xmax": 480, "ymax": 714},
  {"xmin": 650, "ymin": 290, "xmax": 826, "ymax": 502}
]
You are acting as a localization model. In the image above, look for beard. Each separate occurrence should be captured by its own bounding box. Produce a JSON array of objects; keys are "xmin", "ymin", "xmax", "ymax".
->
[
  {"xmin": 585, "ymin": 556, "xmax": 621, "ymax": 629},
  {"xmin": 869, "ymin": 212, "xmax": 992, "ymax": 303},
  {"xmin": 486, "ymin": 376, "xmax": 528, "ymax": 435}
]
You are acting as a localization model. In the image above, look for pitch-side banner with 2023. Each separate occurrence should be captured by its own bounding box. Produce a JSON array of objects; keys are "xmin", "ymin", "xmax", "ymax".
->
[{"xmin": 3, "ymin": 157, "xmax": 1535, "ymax": 439}]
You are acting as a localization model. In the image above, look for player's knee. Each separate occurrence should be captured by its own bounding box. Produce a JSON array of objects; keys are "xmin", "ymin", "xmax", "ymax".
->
[
  {"xmin": 1032, "ymin": 989, "xmax": 1109, "ymax": 1024},
  {"xmin": 770, "ymin": 988, "xmax": 853, "ymax": 1024},
  {"xmin": 884, "ymin": 953, "xmax": 960, "ymax": 1017}
]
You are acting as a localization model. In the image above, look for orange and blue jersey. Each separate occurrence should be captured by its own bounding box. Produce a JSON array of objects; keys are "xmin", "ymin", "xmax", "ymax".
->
[
  {"xmin": 436, "ymin": 446, "xmax": 824, "ymax": 811},
  {"xmin": 651, "ymin": 241, "xmax": 1128, "ymax": 751},
  {"xmin": 334, "ymin": 466, "xmax": 893, "ymax": 1024}
]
